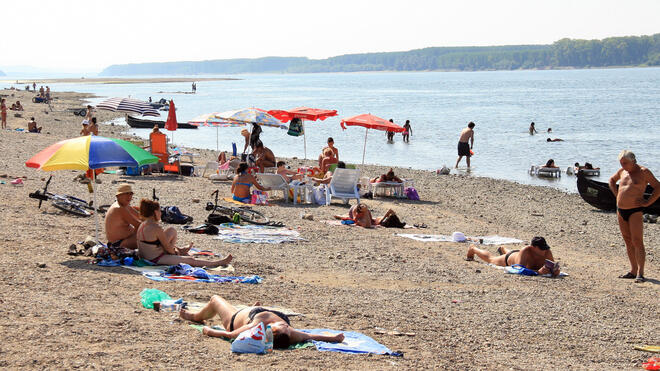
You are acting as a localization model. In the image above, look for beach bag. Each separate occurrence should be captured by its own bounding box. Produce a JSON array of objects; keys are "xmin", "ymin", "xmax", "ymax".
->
[
  {"xmin": 251, "ymin": 190, "xmax": 268, "ymax": 205},
  {"xmin": 231, "ymin": 322, "xmax": 267, "ymax": 354},
  {"xmin": 313, "ymin": 186, "xmax": 326, "ymax": 205},
  {"xmin": 161, "ymin": 206, "xmax": 193, "ymax": 224},
  {"xmin": 379, "ymin": 212, "xmax": 406, "ymax": 228},
  {"xmin": 404, "ymin": 187, "xmax": 420, "ymax": 201},
  {"xmin": 184, "ymin": 223, "xmax": 220, "ymax": 235},
  {"xmin": 287, "ymin": 118, "xmax": 304, "ymax": 137},
  {"xmin": 207, "ymin": 213, "xmax": 233, "ymax": 225}
]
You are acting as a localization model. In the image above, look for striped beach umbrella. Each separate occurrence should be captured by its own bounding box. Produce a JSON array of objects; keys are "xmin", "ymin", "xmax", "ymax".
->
[{"xmin": 97, "ymin": 97, "xmax": 160, "ymax": 117}]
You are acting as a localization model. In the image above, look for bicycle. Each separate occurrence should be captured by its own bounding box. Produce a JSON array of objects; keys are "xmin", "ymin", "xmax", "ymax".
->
[
  {"xmin": 206, "ymin": 190, "xmax": 270, "ymax": 225},
  {"xmin": 29, "ymin": 175, "xmax": 110, "ymax": 217}
]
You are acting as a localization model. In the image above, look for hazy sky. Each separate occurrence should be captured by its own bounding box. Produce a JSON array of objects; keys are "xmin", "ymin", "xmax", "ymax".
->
[{"xmin": 1, "ymin": 0, "xmax": 658, "ymax": 73}]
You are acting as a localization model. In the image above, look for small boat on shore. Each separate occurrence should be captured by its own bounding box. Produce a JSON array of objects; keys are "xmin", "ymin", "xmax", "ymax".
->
[
  {"xmin": 126, "ymin": 115, "xmax": 197, "ymax": 129},
  {"xmin": 576, "ymin": 172, "xmax": 660, "ymax": 214}
]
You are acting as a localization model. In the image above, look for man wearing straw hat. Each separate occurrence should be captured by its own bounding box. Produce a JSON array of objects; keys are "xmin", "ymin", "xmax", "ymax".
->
[{"xmin": 105, "ymin": 184, "xmax": 142, "ymax": 250}]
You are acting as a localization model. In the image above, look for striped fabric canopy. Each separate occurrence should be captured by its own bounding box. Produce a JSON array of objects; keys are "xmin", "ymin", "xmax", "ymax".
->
[{"xmin": 97, "ymin": 97, "xmax": 160, "ymax": 117}]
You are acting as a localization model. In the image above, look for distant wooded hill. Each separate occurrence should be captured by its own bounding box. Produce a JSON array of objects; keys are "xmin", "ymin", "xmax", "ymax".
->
[{"xmin": 100, "ymin": 33, "xmax": 660, "ymax": 76}]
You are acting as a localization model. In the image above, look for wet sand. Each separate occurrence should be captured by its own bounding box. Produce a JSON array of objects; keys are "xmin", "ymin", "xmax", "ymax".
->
[{"xmin": 0, "ymin": 88, "xmax": 658, "ymax": 370}]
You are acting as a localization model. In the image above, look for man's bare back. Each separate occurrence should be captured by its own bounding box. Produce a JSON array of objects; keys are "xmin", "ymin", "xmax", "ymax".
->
[{"xmin": 105, "ymin": 199, "xmax": 141, "ymax": 248}]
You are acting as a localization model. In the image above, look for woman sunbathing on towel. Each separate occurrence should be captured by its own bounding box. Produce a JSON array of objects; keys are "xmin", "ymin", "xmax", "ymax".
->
[
  {"xmin": 333, "ymin": 203, "xmax": 398, "ymax": 228},
  {"xmin": 371, "ymin": 168, "xmax": 402, "ymax": 183},
  {"xmin": 136, "ymin": 199, "xmax": 232, "ymax": 267},
  {"xmin": 180, "ymin": 295, "xmax": 344, "ymax": 349},
  {"xmin": 466, "ymin": 236, "xmax": 560, "ymax": 277}
]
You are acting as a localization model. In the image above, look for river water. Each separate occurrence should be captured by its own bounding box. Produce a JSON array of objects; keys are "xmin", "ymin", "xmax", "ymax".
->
[{"xmin": 8, "ymin": 67, "xmax": 660, "ymax": 192}]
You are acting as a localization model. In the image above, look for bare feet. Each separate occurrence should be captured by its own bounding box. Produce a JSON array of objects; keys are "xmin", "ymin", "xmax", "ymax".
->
[
  {"xmin": 253, "ymin": 301, "xmax": 261, "ymax": 306},
  {"xmin": 466, "ymin": 244, "xmax": 476, "ymax": 261},
  {"xmin": 179, "ymin": 309, "xmax": 202, "ymax": 323},
  {"xmin": 211, "ymin": 254, "xmax": 233, "ymax": 267}
]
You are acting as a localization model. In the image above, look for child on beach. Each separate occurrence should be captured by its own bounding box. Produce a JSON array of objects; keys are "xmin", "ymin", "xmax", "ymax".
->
[{"xmin": 276, "ymin": 161, "xmax": 303, "ymax": 183}]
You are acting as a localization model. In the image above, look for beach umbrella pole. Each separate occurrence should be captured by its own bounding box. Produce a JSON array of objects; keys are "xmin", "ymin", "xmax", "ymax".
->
[
  {"xmin": 362, "ymin": 128, "xmax": 369, "ymax": 166},
  {"xmin": 92, "ymin": 171, "xmax": 99, "ymax": 243},
  {"xmin": 216, "ymin": 126, "xmax": 219, "ymax": 152},
  {"xmin": 302, "ymin": 120, "xmax": 307, "ymax": 160}
]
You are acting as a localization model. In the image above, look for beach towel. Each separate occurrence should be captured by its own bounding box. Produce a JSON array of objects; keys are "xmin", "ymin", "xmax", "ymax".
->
[
  {"xmin": 486, "ymin": 263, "xmax": 569, "ymax": 278},
  {"xmin": 396, "ymin": 233, "xmax": 522, "ymax": 245},
  {"xmin": 222, "ymin": 197, "xmax": 254, "ymax": 206},
  {"xmin": 321, "ymin": 220, "xmax": 415, "ymax": 229},
  {"xmin": 143, "ymin": 270, "xmax": 262, "ymax": 284},
  {"xmin": 300, "ymin": 329, "xmax": 402, "ymax": 356},
  {"xmin": 214, "ymin": 223, "xmax": 304, "ymax": 244},
  {"xmin": 189, "ymin": 324, "xmax": 314, "ymax": 350}
]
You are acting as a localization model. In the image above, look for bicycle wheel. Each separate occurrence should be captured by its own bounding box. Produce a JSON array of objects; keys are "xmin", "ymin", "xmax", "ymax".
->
[
  {"xmin": 52, "ymin": 200, "xmax": 92, "ymax": 217},
  {"xmin": 235, "ymin": 207, "xmax": 269, "ymax": 225},
  {"xmin": 213, "ymin": 205, "xmax": 236, "ymax": 218}
]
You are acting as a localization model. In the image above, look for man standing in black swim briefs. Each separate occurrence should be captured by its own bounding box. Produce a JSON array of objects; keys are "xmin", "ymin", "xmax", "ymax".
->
[
  {"xmin": 455, "ymin": 122, "xmax": 475, "ymax": 168},
  {"xmin": 609, "ymin": 150, "xmax": 660, "ymax": 283}
]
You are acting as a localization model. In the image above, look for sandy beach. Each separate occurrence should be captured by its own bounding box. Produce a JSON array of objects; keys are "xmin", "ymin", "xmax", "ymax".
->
[{"xmin": 0, "ymin": 88, "xmax": 658, "ymax": 370}]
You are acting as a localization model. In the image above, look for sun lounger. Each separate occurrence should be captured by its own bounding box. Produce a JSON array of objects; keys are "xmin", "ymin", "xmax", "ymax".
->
[
  {"xmin": 325, "ymin": 168, "xmax": 360, "ymax": 205},
  {"xmin": 255, "ymin": 173, "xmax": 290, "ymax": 202}
]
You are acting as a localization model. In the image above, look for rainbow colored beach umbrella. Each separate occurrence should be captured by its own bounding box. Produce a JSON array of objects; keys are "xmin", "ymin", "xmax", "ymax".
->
[
  {"xmin": 26, "ymin": 136, "xmax": 159, "ymax": 242},
  {"xmin": 26, "ymin": 135, "xmax": 159, "ymax": 171}
]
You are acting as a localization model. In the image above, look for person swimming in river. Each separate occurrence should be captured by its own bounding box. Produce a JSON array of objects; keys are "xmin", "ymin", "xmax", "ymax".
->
[
  {"xmin": 230, "ymin": 162, "xmax": 271, "ymax": 203},
  {"xmin": 547, "ymin": 138, "xmax": 563, "ymax": 142}
]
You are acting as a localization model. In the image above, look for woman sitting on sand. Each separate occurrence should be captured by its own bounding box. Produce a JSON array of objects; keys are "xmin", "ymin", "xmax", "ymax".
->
[
  {"xmin": 334, "ymin": 203, "xmax": 403, "ymax": 228},
  {"xmin": 371, "ymin": 168, "xmax": 402, "ymax": 183},
  {"xmin": 136, "ymin": 199, "xmax": 232, "ymax": 267},
  {"xmin": 231, "ymin": 162, "xmax": 271, "ymax": 203},
  {"xmin": 180, "ymin": 295, "xmax": 344, "ymax": 349}
]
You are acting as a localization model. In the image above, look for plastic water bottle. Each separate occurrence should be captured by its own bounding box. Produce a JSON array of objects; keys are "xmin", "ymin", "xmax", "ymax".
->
[
  {"xmin": 159, "ymin": 300, "xmax": 181, "ymax": 312},
  {"xmin": 232, "ymin": 212, "xmax": 241, "ymax": 224},
  {"xmin": 265, "ymin": 324, "xmax": 273, "ymax": 353}
]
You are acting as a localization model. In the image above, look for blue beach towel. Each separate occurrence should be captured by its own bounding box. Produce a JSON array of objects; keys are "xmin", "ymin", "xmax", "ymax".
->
[
  {"xmin": 505, "ymin": 264, "xmax": 538, "ymax": 276},
  {"xmin": 300, "ymin": 329, "xmax": 402, "ymax": 356},
  {"xmin": 142, "ymin": 271, "xmax": 262, "ymax": 284}
]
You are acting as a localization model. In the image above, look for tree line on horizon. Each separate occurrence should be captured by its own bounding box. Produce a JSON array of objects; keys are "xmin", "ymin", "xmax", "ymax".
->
[{"xmin": 100, "ymin": 33, "xmax": 660, "ymax": 75}]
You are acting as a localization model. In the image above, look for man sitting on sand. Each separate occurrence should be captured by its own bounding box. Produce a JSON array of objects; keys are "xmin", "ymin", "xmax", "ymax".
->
[
  {"xmin": 466, "ymin": 236, "xmax": 560, "ymax": 277},
  {"xmin": 252, "ymin": 140, "xmax": 276, "ymax": 172},
  {"xmin": 27, "ymin": 117, "xmax": 42, "ymax": 133},
  {"xmin": 180, "ymin": 295, "xmax": 344, "ymax": 348},
  {"xmin": 276, "ymin": 161, "xmax": 303, "ymax": 183},
  {"xmin": 104, "ymin": 185, "xmax": 142, "ymax": 250}
]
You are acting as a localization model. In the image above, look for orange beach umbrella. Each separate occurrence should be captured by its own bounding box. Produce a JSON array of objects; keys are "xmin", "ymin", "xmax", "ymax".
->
[{"xmin": 340, "ymin": 114, "xmax": 405, "ymax": 166}]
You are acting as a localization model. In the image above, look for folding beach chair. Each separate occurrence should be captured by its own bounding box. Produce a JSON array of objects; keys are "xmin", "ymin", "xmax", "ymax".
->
[
  {"xmin": 255, "ymin": 173, "xmax": 290, "ymax": 202},
  {"xmin": 325, "ymin": 168, "xmax": 360, "ymax": 205}
]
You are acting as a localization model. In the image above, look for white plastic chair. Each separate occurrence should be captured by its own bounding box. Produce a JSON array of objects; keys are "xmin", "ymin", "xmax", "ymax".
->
[
  {"xmin": 202, "ymin": 161, "xmax": 219, "ymax": 177},
  {"xmin": 325, "ymin": 168, "xmax": 360, "ymax": 205},
  {"xmin": 255, "ymin": 173, "xmax": 290, "ymax": 202}
]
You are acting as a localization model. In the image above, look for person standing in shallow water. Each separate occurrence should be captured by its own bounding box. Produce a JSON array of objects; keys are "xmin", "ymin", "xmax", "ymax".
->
[
  {"xmin": 455, "ymin": 122, "xmax": 475, "ymax": 168},
  {"xmin": 529, "ymin": 122, "xmax": 537, "ymax": 135},
  {"xmin": 609, "ymin": 150, "xmax": 660, "ymax": 283},
  {"xmin": 402, "ymin": 120, "xmax": 412, "ymax": 143}
]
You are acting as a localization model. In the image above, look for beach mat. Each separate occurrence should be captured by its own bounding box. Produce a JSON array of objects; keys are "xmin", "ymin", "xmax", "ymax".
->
[
  {"xmin": 486, "ymin": 263, "xmax": 568, "ymax": 278},
  {"xmin": 321, "ymin": 220, "xmax": 415, "ymax": 229},
  {"xmin": 301, "ymin": 329, "xmax": 401, "ymax": 356},
  {"xmin": 214, "ymin": 223, "xmax": 304, "ymax": 244},
  {"xmin": 396, "ymin": 233, "xmax": 522, "ymax": 245},
  {"xmin": 143, "ymin": 271, "xmax": 261, "ymax": 284},
  {"xmin": 123, "ymin": 263, "xmax": 235, "ymax": 274}
]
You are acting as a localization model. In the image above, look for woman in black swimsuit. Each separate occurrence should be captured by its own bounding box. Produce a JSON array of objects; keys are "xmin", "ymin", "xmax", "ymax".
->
[
  {"xmin": 136, "ymin": 199, "xmax": 232, "ymax": 267},
  {"xmin": 180, "ymin": 295, "xmax": 344, "ymax": 348}
]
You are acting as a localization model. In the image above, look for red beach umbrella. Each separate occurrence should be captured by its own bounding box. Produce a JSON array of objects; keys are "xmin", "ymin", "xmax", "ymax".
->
[
  {"xmin": 268, "ymin": 107, "xmax": 338, "ymax": 159},
  {"xmin": 164, "ymin": 100, "xmax": 177, "ymax": 144},
  {"xmin": 340, "ymin": 113, "xmax": 405, "ymax": 165}
]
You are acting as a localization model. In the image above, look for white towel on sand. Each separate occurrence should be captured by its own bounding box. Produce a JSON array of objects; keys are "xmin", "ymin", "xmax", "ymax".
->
[{"xmin": 396, "ymin": 234, "xmax": 522, "ymax": 245}]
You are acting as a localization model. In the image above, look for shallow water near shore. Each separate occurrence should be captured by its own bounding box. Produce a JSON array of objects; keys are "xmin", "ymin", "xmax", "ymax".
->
[{"xmin": 9, "ymin": 67, "xmax": 660, "ymax": 192}]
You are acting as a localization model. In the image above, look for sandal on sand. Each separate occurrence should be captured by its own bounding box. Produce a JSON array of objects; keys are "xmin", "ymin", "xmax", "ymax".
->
[
  {"xmin": 634, "ymin": 276, "xmax": 646, "ymax": 283},
  {"xmin": 618, "ymin": 272, "xmax": 636, "ymax": 279}
]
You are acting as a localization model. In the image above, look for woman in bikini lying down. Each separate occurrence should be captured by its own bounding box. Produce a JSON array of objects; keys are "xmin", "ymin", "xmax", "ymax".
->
[
  {"xmin": 466, "ymin": 236, "xmax": 560, "ymax": 277},
  {"xmin": 136, "ymin": 199, "xmax": 232, "ymax": 267},
  {"xmin": 180, "ymin": 295, "xmax": 344, "ymax": 348},
  {"xmin": 333, "ymin": 203, "xmax": 401, "ymax": 228}
]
